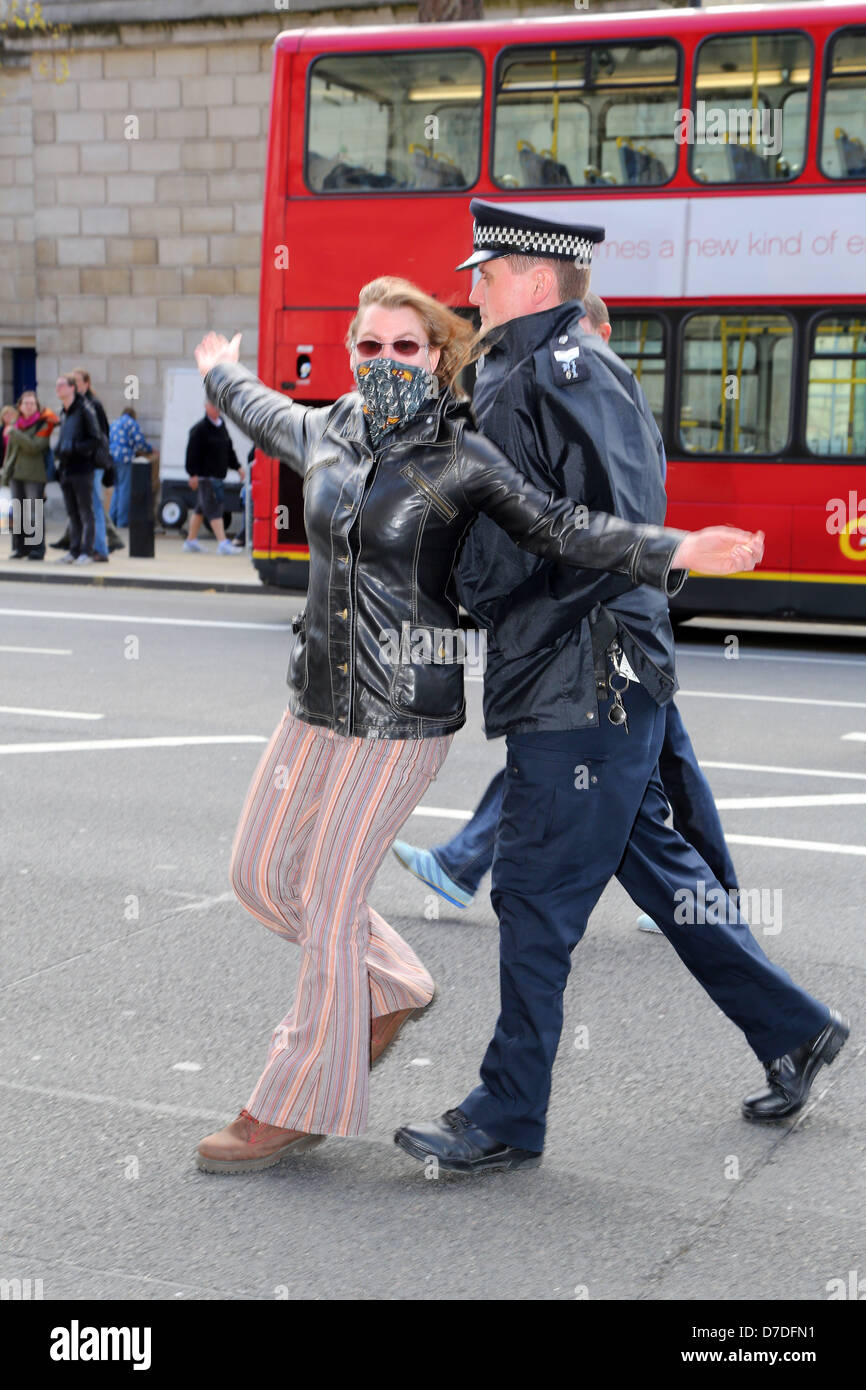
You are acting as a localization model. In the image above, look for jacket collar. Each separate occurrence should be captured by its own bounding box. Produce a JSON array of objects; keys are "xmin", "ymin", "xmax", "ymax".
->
[
  {"xmin": 482, "ymin": 299, "xmax": 585, "ymax": 368},
  {"xmin": 337, "ymin": 386, "xmax": 464, "ymax": 450}
]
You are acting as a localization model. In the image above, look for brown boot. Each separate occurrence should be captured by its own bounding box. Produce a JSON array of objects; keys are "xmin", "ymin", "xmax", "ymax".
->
[
  {"xmin": 370, "ymin": 987, "xmax": 436, "ymax": 1069},
  {"xmin": 195, "ymin": 1109, "xmax": 325, "ymax": 1173}
]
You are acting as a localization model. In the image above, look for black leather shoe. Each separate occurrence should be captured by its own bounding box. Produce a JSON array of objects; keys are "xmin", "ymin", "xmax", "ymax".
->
[
  {"xmin": 394, "ymin": 1108, "xmax": 542, "ymax": 1173},
  {"xmin": 742, "ymin": 1011, "xmax": 850, "ymax": 1121}
]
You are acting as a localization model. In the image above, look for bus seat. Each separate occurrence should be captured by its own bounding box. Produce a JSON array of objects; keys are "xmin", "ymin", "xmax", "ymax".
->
[
  {"xmin": 408, "ymin": 145, "xmax": 466, "ymax": 189},
  {"xmin": 517, "ymin": 142, "xmax": 572, "ymax": 187},
  {"xmin": 835, "ymin": 127, "xmax": 866, "ymax": 177},
  {"xmin": 307, "ymin": 150, "xmax": 338, "ymax": 189},
  {"xmin": 322, "ymin": 162, "xmax": 403, "ymax": 191},
  {"xmin": 616, "ymin": 138, "xmax": 666, "ymax": 185},
  {"xmin": 725, "ymin": 143, "xmax": 769, "ymax": 182}
]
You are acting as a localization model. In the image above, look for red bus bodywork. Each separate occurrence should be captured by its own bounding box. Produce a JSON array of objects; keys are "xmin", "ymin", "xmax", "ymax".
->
[{"xmin": 253, "ymin": 3, "xmax": 866, "ymax": 619}]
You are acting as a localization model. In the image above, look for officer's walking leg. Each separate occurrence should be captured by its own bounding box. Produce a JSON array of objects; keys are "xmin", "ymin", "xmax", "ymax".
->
[
  {"xmin": 659, "ymin": 701, "xmax": 738, "ymax": 894},
  {"xmin": 615, "ymin": 771, "xmax": 830, "ymax": 1063},
  {"xmin": 459, "ymin": 694, "xmax": 666, "ymax": 1152}
]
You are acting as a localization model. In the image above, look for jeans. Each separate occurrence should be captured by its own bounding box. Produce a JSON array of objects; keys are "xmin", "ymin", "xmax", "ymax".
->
[
  {"xmin": 432, "ymin": 699, "xmax": 739, "ymax": 898},
  {"xmin": 59, "ymin": 471, "xmax": 95, "ymax": 558},
  {"xmin": 109, "ymin": 458, "xmax": 131, "ymax": 527},
  {"xmin": 92, "ymin": 468, "xmax": 108, "ymax": 557}
]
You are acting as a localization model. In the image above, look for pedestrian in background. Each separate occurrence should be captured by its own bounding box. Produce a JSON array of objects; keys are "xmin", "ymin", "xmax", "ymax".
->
[
  {"xmin": 54, "ymin": 373, "xmax": 100, "ymax": 566},
  {"xmin": 108, "ymin": 406, "xmax": 154, "ymax": 528},
  {"xmin": 1, "ymin": 389, "xmax": 57, "ymax": 561},
  {"xmin": 51, "ymin": 368, "xmax": 124, "ymax": 558},
  {"xmin": 183, "ymin": 398, "xmax": 241, "ymax": 556}
]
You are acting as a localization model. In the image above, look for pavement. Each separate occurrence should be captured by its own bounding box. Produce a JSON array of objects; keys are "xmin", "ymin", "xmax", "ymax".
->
[
  {"xmin": 0, "ymin": 483, "xmax": 272, "ymax": 595},
  {"xmin": 1, "ymin": 583, "xmax": 863, "ymax": 1302}
]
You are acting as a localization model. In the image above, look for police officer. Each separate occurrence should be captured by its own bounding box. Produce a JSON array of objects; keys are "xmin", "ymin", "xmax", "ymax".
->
[{"xmin": 394, "ymin": 201, "xmax": 849, "ymax": 1174}]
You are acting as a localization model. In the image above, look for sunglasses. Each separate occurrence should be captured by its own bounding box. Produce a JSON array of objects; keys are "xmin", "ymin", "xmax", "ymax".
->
[{"xmin": 353, "ymin": 338, "xmax": 428, "ymax": 359}]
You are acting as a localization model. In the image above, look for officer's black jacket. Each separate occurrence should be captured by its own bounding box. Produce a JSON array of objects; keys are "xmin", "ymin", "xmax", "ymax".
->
[
  {"xmin": 456, "ymin": 301, "xmax": 686, "ymax": 738},
  {"xmin": 205, "ymin": 360, "xmax": 686, "ymax": 740}
]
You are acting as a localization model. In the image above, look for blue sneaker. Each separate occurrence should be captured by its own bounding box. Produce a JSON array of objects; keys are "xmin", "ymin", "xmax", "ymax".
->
[
  {"xmin": 391, "ymin": 841, "xmax": 473, "ymax": 909},
  {"xmin": 637, "ymin": 913, "xmax": 663, "ymax": 934}
]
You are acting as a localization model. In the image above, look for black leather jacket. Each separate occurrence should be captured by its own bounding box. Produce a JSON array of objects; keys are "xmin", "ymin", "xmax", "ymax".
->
[{"xmin": 205, "ymin": 362, "xmax": 687, "ymax": 740}]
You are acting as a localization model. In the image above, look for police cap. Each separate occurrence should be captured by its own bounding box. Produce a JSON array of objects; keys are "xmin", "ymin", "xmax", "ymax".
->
[{"xmin": 455, "ymin": 199, "xmax": 605, "ymax": 272}]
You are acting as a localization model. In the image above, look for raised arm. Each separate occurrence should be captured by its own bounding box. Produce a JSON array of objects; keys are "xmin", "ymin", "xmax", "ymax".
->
[
  {"xmin": 195, "ymin": 333, "xmax": 321, "ymax": 478},
  {"xmin": 458, "ymin": 430, "xmax": 763, "ymax": 591}
]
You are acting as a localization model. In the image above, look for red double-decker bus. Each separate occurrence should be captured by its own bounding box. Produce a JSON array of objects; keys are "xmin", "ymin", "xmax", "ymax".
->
[{"xmin": 251, "ymin": 1, "xmax": 866, "ymax": 619}]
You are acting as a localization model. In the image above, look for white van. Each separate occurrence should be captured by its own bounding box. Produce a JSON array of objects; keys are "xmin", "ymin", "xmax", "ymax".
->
[{"xmin": 158, "ymin": 367, "xmax": 252, "ymax": 532}]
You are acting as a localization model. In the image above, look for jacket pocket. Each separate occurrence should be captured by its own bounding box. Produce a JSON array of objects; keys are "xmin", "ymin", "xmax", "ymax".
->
[
  {"xmin": 387, "ymin": 626, "xmax": 465, "ymax": 722},
  {"xmin": 399, "ymin": 463, "xmax": 458, "ymax": 523},
  {"xmin": 286, "ymin": 609, "xmax": 309, "ymax": 694},
  {"xmin": 302, "ymin": 454, "xmax": 339, "ymax": 490}
]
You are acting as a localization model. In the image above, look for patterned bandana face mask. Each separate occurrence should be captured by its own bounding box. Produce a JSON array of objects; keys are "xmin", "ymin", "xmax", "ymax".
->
[{"xmin": 353, "ymin": 357, "xmax": 437, "ymax": 445}]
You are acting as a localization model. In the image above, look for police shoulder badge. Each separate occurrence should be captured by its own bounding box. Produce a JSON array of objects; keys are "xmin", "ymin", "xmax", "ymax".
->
[{"xmin": 549, "ymin": 331, "xmax": 590, "ymax": 385}]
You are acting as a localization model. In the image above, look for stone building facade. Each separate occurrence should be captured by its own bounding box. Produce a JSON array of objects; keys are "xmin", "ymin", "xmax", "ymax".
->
[{"xmin": 0, "ymin": 0, "xmax": 774, "ymax": 444}]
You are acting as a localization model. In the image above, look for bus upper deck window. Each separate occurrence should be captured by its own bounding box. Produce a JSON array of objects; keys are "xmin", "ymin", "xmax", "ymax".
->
[
  {"xmin": 679, "ymin": 314, "xmax": 794, "ymax": 457},
  {"xmin": 806, "ymin": 315, "xmax": 866, "ymax": 456},
  {"xmin": 492, "ymin": 41, "xmax": 680, "ymax": 190},
  {"xmin": 819, "ymin": 29, "xmax": 866, "ymax": 179},
  {"xmin": 689, "ymin": 32, "xmax": 811, "ymax": 186},
  {"xmin": 305, "ymin": 50, "xmax": 482, "ymax": 194}
]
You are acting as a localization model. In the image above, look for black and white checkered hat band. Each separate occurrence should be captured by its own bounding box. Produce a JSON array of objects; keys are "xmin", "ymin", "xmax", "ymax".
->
[{"xmin": 475, "ymin": 220, "xmax": 595, "ymax": 265}]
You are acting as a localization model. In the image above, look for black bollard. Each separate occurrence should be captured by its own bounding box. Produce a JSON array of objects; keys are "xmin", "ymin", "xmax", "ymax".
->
[{"xmin": 129, "ymin": 457, "xmax": 154, "ymax": 558}]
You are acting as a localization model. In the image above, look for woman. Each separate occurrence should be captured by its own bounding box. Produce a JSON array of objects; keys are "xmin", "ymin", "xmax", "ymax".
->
[
  {"xmin": 1, "ymin": 390, "xmax": 58, "ymax": 560},
  {"xmin": 54, "ymin": 373, "xmax": 102, "ymax": 566},
  {"xmin": 193, "ymin": 276, "xmax": 762, "ymax": 1173}
]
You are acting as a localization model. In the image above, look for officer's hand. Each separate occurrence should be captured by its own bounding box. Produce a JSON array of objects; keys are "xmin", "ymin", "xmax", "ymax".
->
[{"xmin": 673, "ymin": 528, "xmax": 764, "ymax": 575}]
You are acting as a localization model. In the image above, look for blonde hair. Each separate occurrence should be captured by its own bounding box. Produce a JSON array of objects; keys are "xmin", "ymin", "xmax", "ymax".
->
[{"xmin": 347, "ymin": 276, "xmax": 475, "ymax": 392}]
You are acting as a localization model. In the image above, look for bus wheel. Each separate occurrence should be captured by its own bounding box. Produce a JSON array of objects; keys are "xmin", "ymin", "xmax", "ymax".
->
[{"xmin": 160, "ymin": 498, "xmax": 187, "ymax": 529}]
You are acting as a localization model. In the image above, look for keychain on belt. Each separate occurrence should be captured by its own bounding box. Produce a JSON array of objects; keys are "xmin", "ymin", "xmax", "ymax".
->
[{"xmin": 608, "ymin": 640, "xmax": 630, "ymax": 735}]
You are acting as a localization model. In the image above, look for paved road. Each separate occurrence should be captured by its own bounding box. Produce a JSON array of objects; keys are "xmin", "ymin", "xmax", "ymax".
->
[{"xmin": 1, "ymin": 583, "xmax": 863, "ymax": 1301}]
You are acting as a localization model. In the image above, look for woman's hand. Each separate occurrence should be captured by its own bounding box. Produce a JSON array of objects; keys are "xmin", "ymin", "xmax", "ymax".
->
[
  {"xmin": 194, "ymin": 331, "xmax": 242, "ymax": 379},
  {"xmin": 673, "ymin": 527, "xmax": 765, "ymax": 575}
]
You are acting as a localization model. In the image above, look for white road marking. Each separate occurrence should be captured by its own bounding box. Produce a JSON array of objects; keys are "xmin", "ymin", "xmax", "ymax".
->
[
  {"xmin": 0, "ymin": 606, "xmax": 291, "ymax": 631},
  {"xmin": 841, "ymin": 732, "xmax": 866, "ymax": 742},
  {"xmin": 0, "ymin": 1078, "xmax": 224, "ymax": 1122},
  {"xmin": 678, "ymin": 690, "xmax": 866, "ymax": 710},
  {"xmin": 714, "ymin": 793, "xmax": 866, "ymax": 810},
  {"xmin": 680, "ymin": 649, "xmax": 866, "ymax": 669},
  {"xmin": 725, "ymin": 834, "xmax": 866, "ymax": 857},
  {"xmin": 0, "ymin": 735, "xmax": 267, "ymax": 756},
  {"xmin": 0, "ymin": 704, "xmax": 103, "ymax": 721},
  {"xmin": 172, "ymin": 1062, "xmax": 202, "ymax": 1073},
  {"xmin": 0, "ymin": 645, "xmax": 72, "ymax": 655},
  {"xmin": 701, "ymin": 760, "xmax": 866, "ymax": 782}
]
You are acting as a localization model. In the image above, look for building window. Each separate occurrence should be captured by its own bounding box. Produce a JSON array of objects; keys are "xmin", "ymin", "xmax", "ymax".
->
[
  {"xmin": 806, "ymin": 315, "xmax": 866, "ymax": 456},
  {"xmin": 689, "ymin": 32, "xmax": 810, "ymax": 185},
  {"xmin": 679, "ymin": 313, "xmax": 793, "ymax": 455},
  {"xmin": 820, "ymin": 28, "xmax": 866, "ymax": 179},
  {"xmin": 609, "ymin": 315, "xmax": 666, "ymax": 432},
  {"xmin": 492, "ymin": 42, "xmax": 680, "ymax": 190},
  {"xmin": 306, "ymin": 50, "xmax": 482, "ymax": 193}
]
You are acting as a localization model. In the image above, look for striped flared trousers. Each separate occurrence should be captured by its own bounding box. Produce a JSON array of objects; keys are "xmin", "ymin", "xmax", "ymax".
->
[{"xmin": 229, "ymin": 706, "xmax": 453, "ymax": 1137}]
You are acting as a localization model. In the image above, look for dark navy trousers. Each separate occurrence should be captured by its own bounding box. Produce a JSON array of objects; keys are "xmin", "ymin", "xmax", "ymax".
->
[
  {"xmin": 434, "ymin": 700, "xmax": 739, "ymax": 898},
  {"xmin": 458, "ymin": 683, "xmax": 830, "ymax": 1152}
]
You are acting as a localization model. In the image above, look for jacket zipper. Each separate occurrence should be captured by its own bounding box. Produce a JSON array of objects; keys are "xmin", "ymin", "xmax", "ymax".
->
[{"xmin": 399, "ymin": 463, "xmax": 458, "ymax": 523}]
